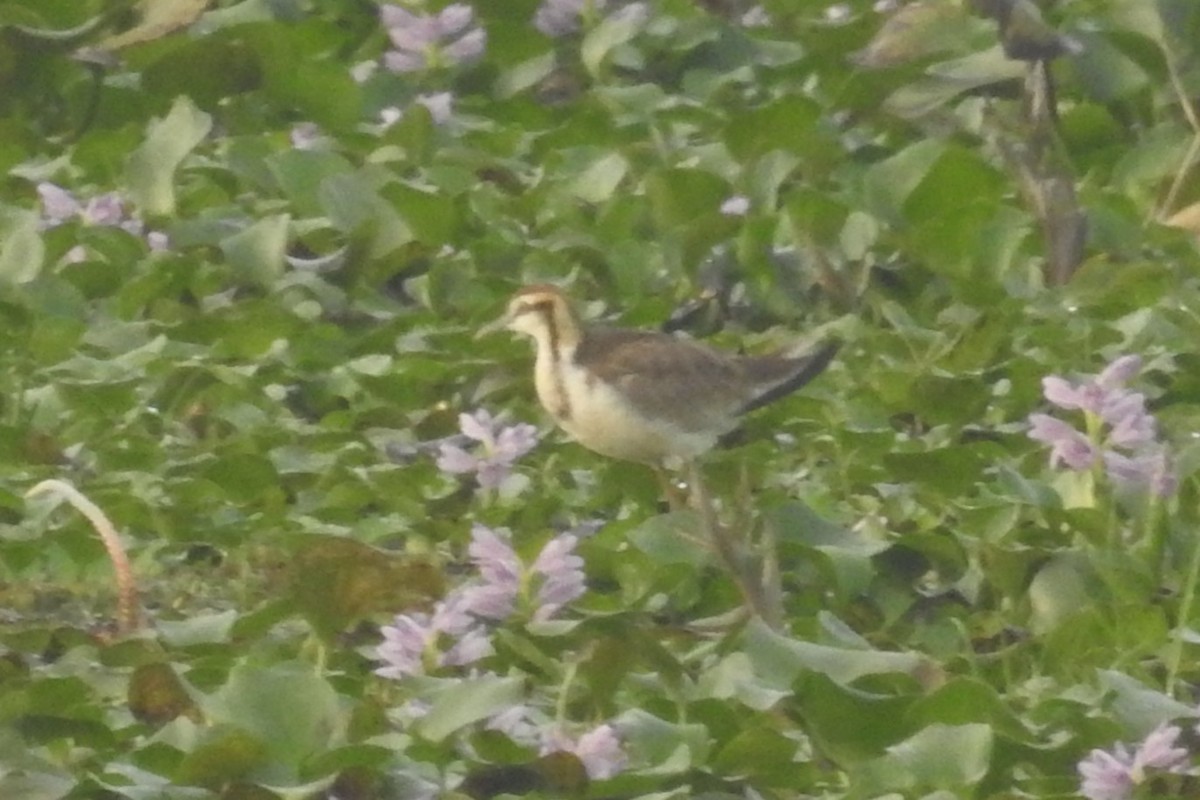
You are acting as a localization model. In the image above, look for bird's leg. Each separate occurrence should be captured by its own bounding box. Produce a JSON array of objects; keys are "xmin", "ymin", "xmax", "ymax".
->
[
  {"xmin": 654, "ymin": 465, "xmax": 690, "ymax": 512},
  {"xmin": 687, "ymin": 461, "xmax": 783, "ymax": 629}
]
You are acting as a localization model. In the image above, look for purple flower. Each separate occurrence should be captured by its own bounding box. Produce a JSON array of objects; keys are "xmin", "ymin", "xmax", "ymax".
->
[
  {"xmin": 530, "ymin": 534, "xmax": 586, "ymax": 620},
  {"xmin": 1103, "ymin": 393, "xmax": 1156, "ymax": 447},
  {"xmin": 1043, "ymin": 356, "xmax": 1142, "ymax": 415},
  {"xmin": 1028, "ymin": 356, "xmax": 1176, "ymax": 497},
  {"xmin": 1134, "ymin": 723, "xmax": 1189, "ymax": 771},
  {"xmin": 436, "ymin": 409, "xmax": 538, "ymax": 489},
  {"xmin": 442, "ymin": 625, "xmax": 495, "ymax": 666},
  {"xmin": 82, "ymin": 193, "xmax": 126, "ymax": 226},
  {"xmin": 461, "ymin": 524, "xmax": 522, "ymax": 620},
  {"xmin": 380, "ymin": 3, "xmax": 486, "ymax": 72},
  {"xmin": 1042, "ymin": 375, "xmax": 1109, "ymax": 414},
  {"xmin": 375, "ymin": 593, "xmax": 494, "ymax": 679},
  {"xmin": 37, "ymin": 182, "xmax": 82, "ymax": 226},
  {"xmin": 1098, "ymin": 355, "xmax": 1143, "ymax": 388},
  {"xmin": 459, "ymin": 525, "xmax": 587, "ymax": 622},
  {"xmin": 1104, "ymin": 450, "xmax": 1176, "ymax": 498},
  {"xmin": 534, "ymin": 0, "xmax": 606, "ymax": 37},
  {"xmin": 1028, "ymin": 413, "xmax": 1097, "ymax": 470},
  {"xmin": 541, "ymin": 724, "xmax": 627, "ymax": 779},
  {"xmin": 1078, "ymin": 723, "xmax": 1189, "ymax": 800},
  {"xmin": 36, "ymin": 181, "xmax": 163, "ymax": 251},
  {"xmin": 1079, "ymin": 746, "xmax": 1133, "ymax": 800},
  {"xmin": 375, "ymin": 613, "xmax": 432, "ymax": 679}
]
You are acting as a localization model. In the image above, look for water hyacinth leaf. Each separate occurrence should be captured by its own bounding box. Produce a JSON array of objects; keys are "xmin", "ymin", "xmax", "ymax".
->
[
  {"xmin": 174, "ymin": 724, "xmax": 271, "ymax": 788},
  {"xmin": 416, "ymin": 674, "xmax": 525, "ymax": 742},
  {"xmin": 695, "ymin": 652, "xmax": 790, "ymax": 711},
  {"xmin": 1028, "ymin": 553, "xmax": 1093, "ymax": 634},
  {"xmin": 792, "ymin": 672, "xmax": 915, "ymax": 762},
  {"xmin": 612, "ymin": 708, "xmax": 710, "ymax": 770},
  {"xmin": 882, "ymin": 445, "xmax": 999, "ymax": 496},
  {"xmin": 645, "ymin": 167, "xmax": 727, "ymax": 230},
  {"xmin": 854, "ymin": 723, "xmax": 993, "ymax": 793},
  {"xmin": 0, "ymin": 206, "xmax": 44, "ymax": 284},
  {"xmin": 203, "ymin": 661, "xmax": 341, "ymax": 776},
  {"xmin": 710, "ymin": 726, "xmax": 797, "ymax": 783},
  {"xmin": 126, "ymin": 96, "xmax": 213, "ymax": 217},
  {"xmin": 907, "ymin": 677, "xmax": 1035, "ymax": 743},
  {"xmin": 852, "ymin": 1, "xmax": 980, "ymax": 68},
  {"xmin": 1098, "ymin": 670, "xmax": 1196, "ymax": 734},
  {"xmin": 220, "ymin": 213, "xmax": 289, "ymax": 288},
  {"xmin": 569, "ymin": 152, "xmax": 628, "ymax": 203},
  {"xmin": 155, "ymin": 610, "xmax": 238, "ymax": 648},
  {"xmin": 141, "ymin": 35, "xmax": 263, "ymax": 109},
  {"xmin": 97, "ymin": 0, "xmax": 209, "ymax": 50},
  {"xmin": 723, "ymin": 95, "xmax": 836, "ymax": 165},
  {"xmin": 268, "ymin": 150, "xmax": 358, "ymax": 217},
  {"xmin": 862, "ymin": 139, "xmax": 944, "ymax": 224},
  {"xmin": 742, "ymin": 619, "xmax": 929, "ymax": 688},
  {"xmin": 580, "ymin": 7, "xmax": 643, "ymax": 77},
  {"xmin": 884, "ymin": 47, "xmax": 1025, "ymax": 119},
  {"xmin": 625, "ymin": 511, "xmax": 711, "ymax": 567}
]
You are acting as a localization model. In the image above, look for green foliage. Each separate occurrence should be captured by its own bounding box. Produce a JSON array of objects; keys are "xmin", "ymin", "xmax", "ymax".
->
[{"xmin": 1, "ymin": 0, "xmax": 1200, "ymax": 798}]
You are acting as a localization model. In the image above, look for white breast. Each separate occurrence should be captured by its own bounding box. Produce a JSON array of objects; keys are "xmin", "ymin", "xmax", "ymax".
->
[{"xmin": 533, "ymin": 345, "xmax": 718, "ymax": 463}]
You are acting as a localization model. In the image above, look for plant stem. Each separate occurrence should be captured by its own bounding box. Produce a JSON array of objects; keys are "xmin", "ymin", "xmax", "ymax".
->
[
  {"xmin": 1165, "ymin": 523, "xmax": 1200, "ymax": 696},
  {"xmin": 26, "ymin": 479, "xmax": 141, "ymax": 635}
]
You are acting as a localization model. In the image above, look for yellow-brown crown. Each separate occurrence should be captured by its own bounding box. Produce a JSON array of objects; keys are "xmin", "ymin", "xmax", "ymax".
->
[{"xmin": 499, "ymin": 284, "xmax": 582, "ymax": 349}]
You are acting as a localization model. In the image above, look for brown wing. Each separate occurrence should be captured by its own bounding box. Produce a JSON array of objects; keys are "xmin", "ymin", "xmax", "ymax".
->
[{"xmin": 573, "ymin": 328, "xmax": 754, "ymax": 433}]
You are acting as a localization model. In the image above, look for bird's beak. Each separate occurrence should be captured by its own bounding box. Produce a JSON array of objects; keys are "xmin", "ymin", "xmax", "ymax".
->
[{"xmin": 475, "ymin": 311, "xmax": 512, "ymax": 339}]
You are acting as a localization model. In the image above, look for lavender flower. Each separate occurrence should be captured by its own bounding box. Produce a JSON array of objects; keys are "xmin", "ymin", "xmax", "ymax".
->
[
  {"xmin": 1028, "ymin": 413, "xmax": 1097, "ymax": 470},
  {"xmin": 380, "ymin": 3, "xmax": 486, "ymax": 72},
  {"xmin": 374, "ymin": 593, "xmax": 494, "ymax": 679},
  {"xmin": 459, "ymin": 525, "xmax": 587, "ymax": 622},
  {"xmin": 1028, "ymin": 355, "xmax": 1176, "ymax": 497},
  {"xmin": 436, "ymin": 409, "xmax": 538, "ymax": 489},
  {"xmin": 541, "ymin": 723, "xmax": 627, "ymax": 779},
  {"xmin": 530, "ymin": 534, "xmax": 586, "ymax": 621},
  {"xmin": 36, "ymin": 182, "xmax": 165, "ymax": 251},
  {"xmin": 534, "ymin": 0, "xmax": 606, "ymax": 37},
  {"xmin": 1078, "ymin": 723, "xmax": 1189, "ymax": 800},
  {"xmin": 461, "ymin": 524, "xmax": 523, "ymax": 620}
]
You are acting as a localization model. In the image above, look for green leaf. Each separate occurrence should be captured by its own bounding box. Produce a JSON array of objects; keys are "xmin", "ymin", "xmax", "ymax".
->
[
  {"xmin": 203, "ymin": 662, "xmax": 342, "ymax": 777},
  {"xmin": 742, "ymin": 618, "xmax": 930, "ymax": 688},
  {"xmin": 0, "ymin": 206, "xmax": 43, "ymax": 284},
  {"xmin": 126, "ymin": 95, "xmax": 213, "ymax": 217},
  {"xmin": 1028, "ymin": 553, "xmax": 1093, "ymax": 634},
  {"xmin": 625, "ymin": 511, "xmax": 711, "ymax": 567},
  {"xmin": 863, "ymin": 139, "xmax": 944, "ymax": 224},
  {"xmin": 855, "ymin": 723, "xmax": 993, "ymax": 793},
  {"xmin": 581, "ymin": 9, "xmax": 643, "ymax": 76},
  {"xmin": 569, "ymin": 152, "xmax": 629, "ymax": 203},
  {"xmin": 220, "ymin": 213, "xmax": 289, "ymax": 288},
  {"xmin": 416, "ymin": 674, "xmax": 526, "ymax": 742}
]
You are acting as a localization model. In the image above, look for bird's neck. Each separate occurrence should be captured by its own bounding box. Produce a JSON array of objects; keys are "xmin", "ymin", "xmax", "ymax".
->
[{"xmin": 530, "ymin": 303, "xmax": 582, "ymax": 362}]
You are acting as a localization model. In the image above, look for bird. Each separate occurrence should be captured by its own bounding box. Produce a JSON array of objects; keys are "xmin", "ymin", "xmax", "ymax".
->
[{"xmin": 481, "ymin": 284, "xmax": 838, "ymax": 466}]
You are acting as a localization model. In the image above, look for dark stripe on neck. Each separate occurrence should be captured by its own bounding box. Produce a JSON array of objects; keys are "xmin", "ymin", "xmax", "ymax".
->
[{"xmin": 541, "ymin": 305, "xmax": 572, "ymax": 421}]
